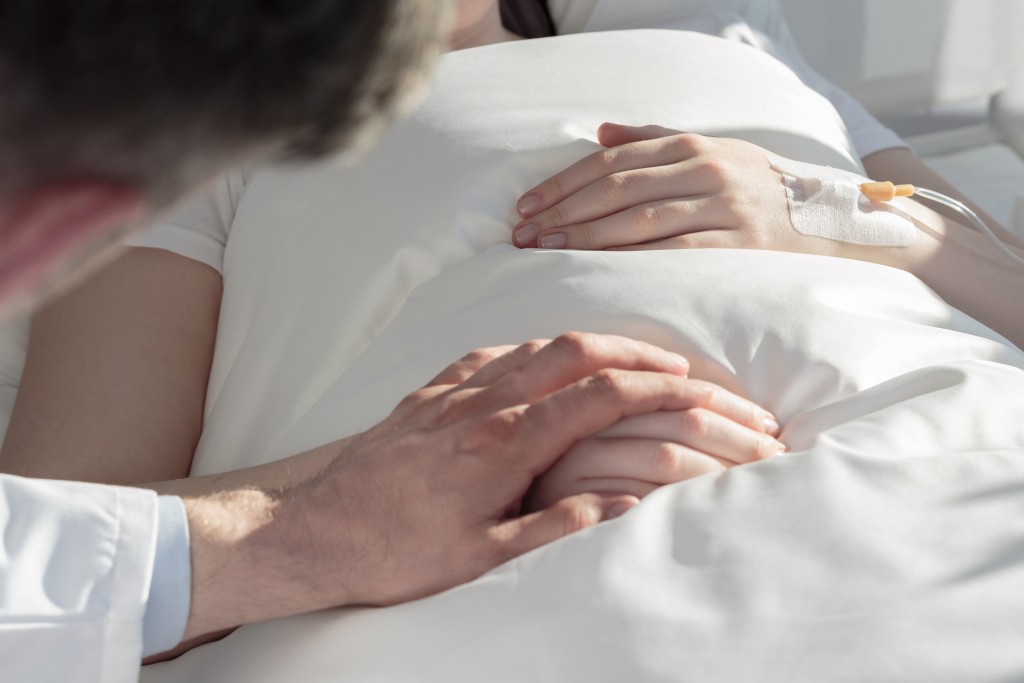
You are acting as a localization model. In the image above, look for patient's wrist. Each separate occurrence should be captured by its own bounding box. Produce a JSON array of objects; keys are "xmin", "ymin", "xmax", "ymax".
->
[{"xmin": 839, "ymin": 197, "xmax": 946, "ymax": 273}]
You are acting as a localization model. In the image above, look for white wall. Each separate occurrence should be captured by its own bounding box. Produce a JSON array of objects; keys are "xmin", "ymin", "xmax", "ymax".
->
[{"xmin": 778, "ymin": 0, "xmax": 1024, "ymax": 116}]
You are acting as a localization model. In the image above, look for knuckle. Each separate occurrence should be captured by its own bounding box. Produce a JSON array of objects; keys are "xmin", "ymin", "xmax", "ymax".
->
[
  {"xmin": 546, "ymin": 175, "xmax": 566, "ymax": 201},
  {"xmin": 577, "ymin": 221, "xmax": 602, "ymax": 249},
  {"xmin": 633, "ymin": 205, "xmax": 662, "ymax": 239},
  {"xmin": 687, "ymin": 380, "xmax": 716, "ymax": 407},
  {"xmin": 679, "ymin": 408, "xmax": 712, "ymax": 439},
  {"xmin": 650, "ymin": 442, "xmax": 683, "ymax": 479},
  {"xmin": 751, "ymin": 435, "xmax": 780, "ymax": 461},
  {"xmin": 588, "ymin": 367, "xmax": 626, "ymax": 395},
  {"xmin": 463, "ymin": 348, "xmax": 497, "ymax": 367},
  {"xmin": 548, "ymin": 203, "xmax": 571, "ymax": 227},
  {"xmin": 552, "ymin": 331, "xmax": 595, "ymax": 360},
  {"xmin": 467, "ymin": 410, "xmax": 523, "ymax": 450},
  {"xmin": 673, "ymin": 133, "xmax": 704, "ymax": 157},
  {"xmin": 594, "ymin": 148, "xmax": 619, "ymax": 173},
  {"xmin": 481, "ymin": 531, "xmax": 513, "ymax": 568},
  {"xmin": 697, "ymin": 158, "xmax": 729, "ymax": 185},
  {"xmin": 520, "ymin": 338, "xmax": 549, "ymax": 355},
  {"xmin": 561, "ymin": 500, "xmax": 601, "ymax": 535},
  {"xmin": 396, "ymin": 387, "xmax": 433, "ymax": 411},
  {"xmin": 600, "ymin": 173, "xmax": 630, "ymax": 203}
]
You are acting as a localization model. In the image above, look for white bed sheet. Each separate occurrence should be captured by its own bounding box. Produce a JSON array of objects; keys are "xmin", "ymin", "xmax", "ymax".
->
[{"xmin": 143, "ymin": 28, "xmax": 1024, "ymax": 682}]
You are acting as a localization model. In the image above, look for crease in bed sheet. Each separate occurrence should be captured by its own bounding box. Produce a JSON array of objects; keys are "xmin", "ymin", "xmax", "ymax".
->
[
  {"xmin": 259, "ymin": 247, "xmax": 1024, "ymax": 469},
  {"xmin": 190, "ymin": 28, "xmax": 866, "ymax": 469},
  {"xmin": 145, "ymin": 19, "xmax": 1024, "ymax": 683},
  {"xmin": 146, "ymin": 361, "xmax": 1024, "ymax": 682}
]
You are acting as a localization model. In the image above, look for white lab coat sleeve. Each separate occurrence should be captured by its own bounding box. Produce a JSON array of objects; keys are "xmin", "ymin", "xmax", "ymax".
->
[{"xmin": 0, "ymin": 474, "xmax": 159, "ymax": 683}]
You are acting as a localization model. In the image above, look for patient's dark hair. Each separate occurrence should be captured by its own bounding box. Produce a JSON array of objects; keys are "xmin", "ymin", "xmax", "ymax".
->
[
  {"xmin": 0, "ymin": 0, "xmax": 446, "ymax": 205},
  {"xmin": 500, "ymin": 0, "xmax": 556, "ymax": 39}
]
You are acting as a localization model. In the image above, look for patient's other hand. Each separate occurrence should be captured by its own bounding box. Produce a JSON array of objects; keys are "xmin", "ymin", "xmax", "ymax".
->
[
  {"xmin": 513, "ymin": 123, "xmax": 837, "ymax": 256},
  {"xmin": 523, "ymin": 379, "xmax": 785, "ymax": 513}
]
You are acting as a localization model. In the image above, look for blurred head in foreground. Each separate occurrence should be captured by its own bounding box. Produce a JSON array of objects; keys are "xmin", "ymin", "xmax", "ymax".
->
[{"xmin": 0, "ymin": 0, "xmax": 447, "ymax": 316}]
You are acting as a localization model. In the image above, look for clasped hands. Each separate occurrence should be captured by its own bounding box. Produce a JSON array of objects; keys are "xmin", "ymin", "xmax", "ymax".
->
[
  {"xmin": 267, "ymin": 125, "xmax": 823, "ymax": 618},
  {"xmin": 289, "ymin": 333, "xmax": 783, "ymax": 613}
]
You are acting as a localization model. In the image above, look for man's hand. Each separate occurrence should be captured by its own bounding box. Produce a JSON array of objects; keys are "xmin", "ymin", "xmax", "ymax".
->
[{"xmin": 183, "ymin": 332, "xmax": 699, "ymax": 638}]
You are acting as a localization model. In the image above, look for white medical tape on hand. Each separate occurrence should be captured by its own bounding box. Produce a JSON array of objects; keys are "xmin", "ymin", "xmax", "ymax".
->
[{"xmin": 768, "ymin": 155, "xmax": 918, "ymax": 247}]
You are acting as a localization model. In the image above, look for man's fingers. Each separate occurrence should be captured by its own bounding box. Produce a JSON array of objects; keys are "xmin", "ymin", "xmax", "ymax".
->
[
  {"xmin": 493, "ymin": 492, "xmax": 639, "ymax": 560},
  {"xmin": 478, "ymin": 332, "xmax": 689, "ymax": 409},
  {"xmin": 425, "ymin": 345, "xmax": 519, "ymax": 387},
  {"xmin": 458, "ymin": 339, "xmax": 551, "ymax": 389}
]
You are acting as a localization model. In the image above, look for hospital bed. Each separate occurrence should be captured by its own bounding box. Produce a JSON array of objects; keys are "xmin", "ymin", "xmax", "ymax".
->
[
  {"xmin": 128, "ymin": 2, "xmax": 1024, "ymax": 681},
  {"xmin": 2, "ymin": 1, "xmax": 1023, "ymax": 681}
]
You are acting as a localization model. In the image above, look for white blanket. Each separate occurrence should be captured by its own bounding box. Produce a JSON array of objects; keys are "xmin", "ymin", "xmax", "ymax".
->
[{"xmin": 133, "ymin": 28, "xmax": 1024, "ymax": 682}]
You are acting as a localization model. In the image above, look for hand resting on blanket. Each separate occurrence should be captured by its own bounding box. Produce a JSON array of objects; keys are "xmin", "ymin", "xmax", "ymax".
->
[
  {"xmin": 525, "ymin": 378, "xmax": 783, "ymax": 512},
  {"xmin": 513, "ymin": 123, "xmax": 812, "ymax": 254},
  {"xmin": 515, "ymin": 122, "xmax": 1024, "ymax": 351}
]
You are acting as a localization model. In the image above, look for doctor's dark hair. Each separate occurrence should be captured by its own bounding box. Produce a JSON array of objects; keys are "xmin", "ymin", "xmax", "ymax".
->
[{"xmin": 0, "ymin": 0, "xmax": 447, "ymax": 205}]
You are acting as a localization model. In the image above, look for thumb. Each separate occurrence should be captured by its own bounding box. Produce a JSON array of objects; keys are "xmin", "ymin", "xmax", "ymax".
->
[
  {"xmin": 494, "ymin": 492, "xmax": 639, "ymax": 560},
  {"xmin": 597, "ymin": 122, "xmax": 683, "ymax": 148}
]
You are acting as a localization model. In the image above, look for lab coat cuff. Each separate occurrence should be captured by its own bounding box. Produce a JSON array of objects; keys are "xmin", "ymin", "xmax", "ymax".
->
[{"xmin": 141, "ymin": 495, "xmax": 192, "ymax": 657}]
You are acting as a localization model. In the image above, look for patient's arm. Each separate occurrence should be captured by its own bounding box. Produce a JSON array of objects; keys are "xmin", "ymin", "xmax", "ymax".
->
[
  {"xmin": 513, "ymin": 123, "xmax": 1024, "ymax": 350},
  {"xmin": 524, "ymin": 384, "xmax": 785, "ymax": 513},
  {"xmin": 850, "ymin": 198, "xmax": 1024, "ymax": 350},
  {"xmin": 0, "ymin": 247, "xmax": 221, "ymax": 483},
  {"xmin": 861, "ymin": 147, "xmax": 1024, "ymax": 250}
]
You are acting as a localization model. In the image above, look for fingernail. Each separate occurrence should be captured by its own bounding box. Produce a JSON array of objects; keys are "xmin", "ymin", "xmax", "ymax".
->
[
  {"xmin": 671, "ymin": 353, "xmax": 690, "ymax": 372},
  {"xmin": 764, "ymin": 417, "xmax": 780, "ymax": 436},
  {"xmin": 518, "ymin": 193, "xmax": 541, "ymax": 217},
  {"xmin": 774, "ymin": 440, "xmax": 788, "ymax": 456},
  {"xmin": 605, "ymin": 500, "xmax": 637, "ymax": 520},
  {"xmin": 514, "ymin": 223, "xmax": 540, "ymax": 246},
  {"xmin": 539, "ymin": 232, "xmax": 567, "ymax": 249}
]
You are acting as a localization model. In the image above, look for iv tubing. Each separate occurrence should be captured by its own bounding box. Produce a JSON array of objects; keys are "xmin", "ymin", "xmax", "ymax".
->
[{"xmin": 860, "ymin": 181, "xmax": 1024, "ymax": 270}]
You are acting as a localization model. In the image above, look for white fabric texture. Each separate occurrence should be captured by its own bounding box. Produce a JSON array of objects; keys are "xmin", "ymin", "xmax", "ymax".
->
[
  {"xmin": 121, "ymin": 168, "xmax": 251, "ymax": 275},
  {"xmin": 188, "ymin": 29, "xmax": 861, "ymax": 472},
  {"xmin": 548, "ymin": 0, "xmax": 907, "ymax": 157},
  {"xmin": 924, "ymin": 143, "xmax": 1024, "ymax": 238},
  {"xmin": 110, "ymin": 3, "xmax": 900, "ymax": 277},
  {"xmin": 0, "ymin": 475, "xmax": 158, "ymax": 683},
  {"xmin": 769, "ymin": 154, "xmax": 918, "ymax": 246},
  {"xmin": 142, "ymin": 30, "xmax": 1024, "ymax": 682}
]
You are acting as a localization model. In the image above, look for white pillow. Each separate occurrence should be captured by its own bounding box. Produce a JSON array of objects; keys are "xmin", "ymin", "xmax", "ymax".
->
[
  {"xmin": 192, "ymin": 28, "xmax": 863, "ymax": 472},
  {"xmin": 136, "ymin": 25, "xmax": 1024, "ymax": 683}
]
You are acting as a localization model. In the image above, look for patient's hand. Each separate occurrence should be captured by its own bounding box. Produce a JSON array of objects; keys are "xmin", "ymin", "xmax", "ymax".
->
[
  {"xmin": 512, "ymin": 122, "xmax": 836, "ymax": 256},
  {"xmin": 523, "ymin": 379, "xmax": 785, "ymax": 513}
]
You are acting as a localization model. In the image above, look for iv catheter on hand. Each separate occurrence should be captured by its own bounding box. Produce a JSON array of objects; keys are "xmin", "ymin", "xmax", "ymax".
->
[{"xmin": 859, "ymin": 181, "xmax": 1024, "ymax": 270}]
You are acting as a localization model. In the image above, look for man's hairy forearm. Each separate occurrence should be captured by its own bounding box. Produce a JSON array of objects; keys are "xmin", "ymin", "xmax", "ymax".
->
[
  {"xmin": 147, "ymin": 334, "xmax": 698, "ymax": 654},
  {"xmin": 146, "ymin": 443, "xmax": 336, "ymax": 498},
  {"xmin": 182, "ymin": 487, "xmax": 336, "ymax": 640}
]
